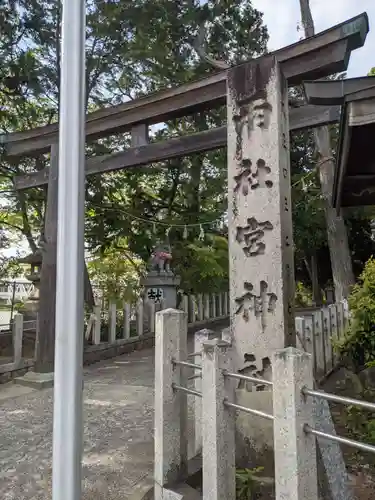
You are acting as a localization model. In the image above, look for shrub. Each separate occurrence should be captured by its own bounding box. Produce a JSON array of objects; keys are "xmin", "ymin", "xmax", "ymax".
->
[{"xmin": 337, "ymin": 257, "xmax": 375, "ymax": 371}]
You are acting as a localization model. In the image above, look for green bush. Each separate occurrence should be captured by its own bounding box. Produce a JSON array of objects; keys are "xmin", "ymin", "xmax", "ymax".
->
[{"xmin": 337, "ymin": 257, "xmax": 375, "ymax": 371}]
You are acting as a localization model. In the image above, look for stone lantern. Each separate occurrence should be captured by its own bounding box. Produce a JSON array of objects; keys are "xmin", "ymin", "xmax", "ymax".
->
[{"xmin": 18, "ymin": 249, "xmax": 43, "ymax": 321}]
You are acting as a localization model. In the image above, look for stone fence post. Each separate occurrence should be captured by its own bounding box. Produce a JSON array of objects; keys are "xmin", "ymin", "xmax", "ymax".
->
[
  {"xmin": 13, "ymin": 313, "xmax": 23, "ymax": 368},
  {"xmin": 154, "ymin": 309, "xmax": 188, "ymax": 499},
  {"xmin": 193, "ymin": 328, "xmax": 216, "ymax": 457},
  {"xmin": 201, "ymin": 339, "xmax": 236, "ymax": 500},
  {"xmin": 272, "ymin": 347, "xmax": 318, "ymax": 500}
]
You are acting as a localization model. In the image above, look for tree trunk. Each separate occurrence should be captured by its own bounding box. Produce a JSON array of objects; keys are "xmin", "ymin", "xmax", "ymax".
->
[{"xmin": 299, "ymin": 0, "xmax": 355, "ymax": 301}]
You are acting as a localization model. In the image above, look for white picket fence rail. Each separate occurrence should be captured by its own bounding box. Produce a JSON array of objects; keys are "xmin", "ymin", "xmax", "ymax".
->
[
  {"xmin": 85, "ymin": 291, "xmax": 230, "ymax": 345},
  {"xmin": 0, "ymin": 297, "xmax": 348, "ymax": 380},
  {"xmin": 295, "ymin": 300, "xmax": 349, "ymax": 379}
]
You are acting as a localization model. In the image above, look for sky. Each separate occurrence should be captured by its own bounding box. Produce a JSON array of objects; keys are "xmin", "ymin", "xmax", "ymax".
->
[{"xmin": 251, "ymin": 0, "xmax": 374, "ymax": 77}]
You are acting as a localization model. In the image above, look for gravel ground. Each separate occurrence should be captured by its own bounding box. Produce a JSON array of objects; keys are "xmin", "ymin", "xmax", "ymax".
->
[{"xmin": 0, "ymin": 349, "xmax": 155, "ymax": 500}]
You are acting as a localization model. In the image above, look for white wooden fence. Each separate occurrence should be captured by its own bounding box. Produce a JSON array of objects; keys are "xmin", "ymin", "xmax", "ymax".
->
[
  {"xmin": 85, "ymin": 291, "xmax": 230, "ymax": 345},
  {"xmin": 295, "ymin": 300, "xmax": 349, "ymax": 379},
  {"xmin": 0, "ymin": 297, "xmax": 347, "ymax": 380}
]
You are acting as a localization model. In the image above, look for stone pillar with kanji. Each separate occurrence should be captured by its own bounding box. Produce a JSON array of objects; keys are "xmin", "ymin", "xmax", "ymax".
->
[
  {"xmin": 225, "ymin": 56, "xmax": 295, "ymax": 462},
  {"xmin": 141, "ymin": 242, "xmax": 180, "ymax": 310}
]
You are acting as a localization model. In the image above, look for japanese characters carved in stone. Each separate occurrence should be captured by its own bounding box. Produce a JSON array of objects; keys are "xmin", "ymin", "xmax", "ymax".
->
[
  {"xmin": 236, "ymin": 217, "xmax": 273, "ymax": 257},
  {"xmin": 234, "ymin": 158, "xmax": 273, "ymax": 195},
  {"xmin": 235, "ymin": 281, "xmax": 277, "ymax": 329},
  {"xmin": 232, "ymin": 99, "xmax": 273, "ymax": 160},
  {"xmin": 238, "ymin": 354, "xmax": 271, "ymax": 392}
]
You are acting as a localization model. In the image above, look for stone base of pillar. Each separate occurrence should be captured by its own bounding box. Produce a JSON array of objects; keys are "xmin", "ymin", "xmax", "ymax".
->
[{"xmin": 14, "ymin": 370, "xmax": 54, "ymax": 390}]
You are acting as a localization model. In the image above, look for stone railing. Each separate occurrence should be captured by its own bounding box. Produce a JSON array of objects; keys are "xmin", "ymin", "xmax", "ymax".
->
[{"xmin": 153, "ymin": 301, "xmax": 353, "ymax": 500}]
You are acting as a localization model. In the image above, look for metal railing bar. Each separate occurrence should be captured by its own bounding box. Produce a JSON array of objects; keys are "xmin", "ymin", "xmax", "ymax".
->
[
  {"xmin": 223, "ymin": 370, "xmax": 272, "ymax": 387},
  {"xmin": 303, "ymin": 387, "xmax": 375, "ymax": 412},
  {"xmin": 305, "ymin": 425, "xmax": 375, "ymax": 455},
  {"xmin": 172, "ymin": 384, "xmax": 202, "ymax": 398},
  {"xmin": 172, "ymin": 359, "xmax": 202, "ymax": 370},
  {"xmin": 224, "ymin": 399, "xmax": 274, "ymax": 421},
  {"xmin": 187, "ymin": 352, "xmax": 202, "ymax": 358},
  {"xmin": 188, "ymin": 373, "xmax": 202, "ymax": 380}
]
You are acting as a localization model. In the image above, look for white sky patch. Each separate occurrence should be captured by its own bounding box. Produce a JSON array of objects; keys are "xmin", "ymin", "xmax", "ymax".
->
[{"xmin": 251, "ymin": 0, "xmax": 375, "ymax": 77}]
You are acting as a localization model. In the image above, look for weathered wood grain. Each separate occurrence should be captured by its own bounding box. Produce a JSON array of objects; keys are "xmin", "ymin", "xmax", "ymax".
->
[
  {"xmin": 35, "ymin": 145, "xmax": 58, "ymax": 373},
  {"xmin": 304, "ymin": 76, "xmax": 375, "ymax": 105},
  {"xmin": 14, "ymin": 105, "xmax": 341, "ymax": 190}
]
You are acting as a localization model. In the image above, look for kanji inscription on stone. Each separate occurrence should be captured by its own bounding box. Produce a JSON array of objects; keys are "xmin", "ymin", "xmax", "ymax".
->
[
  {"xmin": 233, "ymin": 99, "xmax": 273, "ymax": 160},
  {"xmin": 234, "ymin": 158, "xmax": 252, "ymax": 196},
  {"xmin": 236, "ymin": 217, "xmax": 273, "ymax": 256},
  {"xmin": 238, "ymin": 354, "xmax": 271, "ymax": 392},
  {"xmin": 234, "ymin": 158, "xmax": 273, "ymax": 195},
  {"xmin": 235, "ymin": 281, "xmax": 277, "ymax": 329},
  {"xmin": 147, "ymin": 288, "xmax": 163, "ymax": 303},
  {"xmin": 250, "ymin": 159, "xmax": 273, "ymax": 190}
]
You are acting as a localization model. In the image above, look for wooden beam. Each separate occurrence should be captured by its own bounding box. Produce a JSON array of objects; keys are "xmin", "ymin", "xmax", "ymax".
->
[
  {"xmin": 289, "ymin": 104, "xmax": 340, "ymax": 131},
  {"xmin": 1, "ymin": 13, "xmax": 368, "ymax": 157},
  {"xmin": 14, "ymin": 127, "xmax": 227, "ymax": 190},
  {"xmin": 14, "ymin": 104, "xmax": 341, "ymax": 191},
  {"xmin": 304, "ymin": 76, "xmax": 375, "ymax": 105}
]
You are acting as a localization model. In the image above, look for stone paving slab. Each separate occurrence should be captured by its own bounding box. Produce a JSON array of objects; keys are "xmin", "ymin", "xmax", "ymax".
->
[{"xmin": 0, "ymin": 349, "xmax": 155, "ymax": 500}]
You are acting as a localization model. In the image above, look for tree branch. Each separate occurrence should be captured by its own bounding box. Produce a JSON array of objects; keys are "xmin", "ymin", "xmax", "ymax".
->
[{"xmin": 193, "ymin": 24, "xmax": 230, "ymax": 70}]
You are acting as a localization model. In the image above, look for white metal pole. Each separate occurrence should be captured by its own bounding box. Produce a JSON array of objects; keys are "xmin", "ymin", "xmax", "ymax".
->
[{"xmin": 52, "ymin": 0, "xmax": 86, "ymax": 499}]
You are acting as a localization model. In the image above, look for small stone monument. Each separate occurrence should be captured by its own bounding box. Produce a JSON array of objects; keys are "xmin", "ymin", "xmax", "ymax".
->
[{"xmin": 141, "ymin": 242, "xmax": 180, "ymax": 309}]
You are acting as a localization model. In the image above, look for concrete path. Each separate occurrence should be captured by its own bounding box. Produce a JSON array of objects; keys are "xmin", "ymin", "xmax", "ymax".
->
[{"xmin": 0, "ymin": 348, "xmax": 155, "ymax": 500}]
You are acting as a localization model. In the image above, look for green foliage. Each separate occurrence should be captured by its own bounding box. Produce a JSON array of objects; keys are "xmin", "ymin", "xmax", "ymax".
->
[
  {"xmin": 337, "ymin": 257, "xmax": 375, "ymax": 370},
  {"xmin": 87, "ymin": 241, "xmax": 144, "ymax": 305},
  {"xmin": 173, "ymin": 234, "xmax": 229, "ymax": 294},
  {"xmin": 236, "ymin": 467, "xmax": 264, "ymax": 499},
  {"xmin": 295, "ymin": 281, "xmax": 313, "ymax": 308},
  {"xmin": 369, "ymin": 68, "xmax": 375, "ymax": 76}
]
